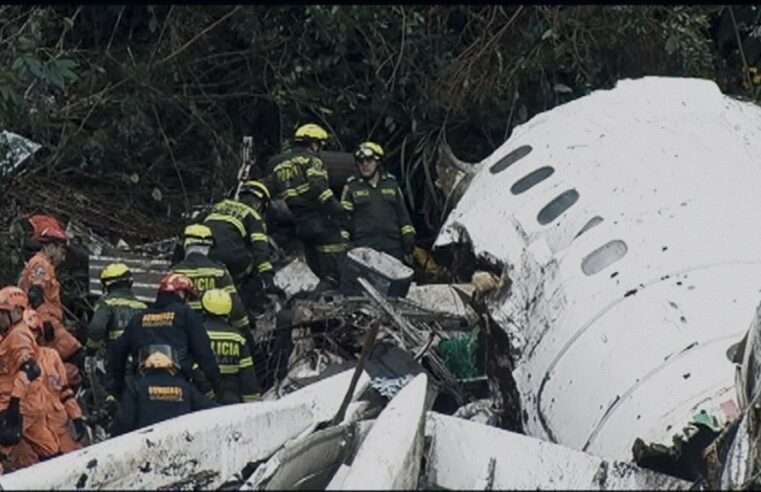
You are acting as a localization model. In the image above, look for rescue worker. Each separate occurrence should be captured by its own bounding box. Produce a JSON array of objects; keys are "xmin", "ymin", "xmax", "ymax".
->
[
  {"xmin": 263, "ymin": 124, "xmax": 348, "ymax": 285},
  {"xmin": 108, "ymin": 273, "xmax": 221, "ymax": 403},
  {"xmin": 3, "ymin": 291, "xmax": 84, "ymax": 469},
  {"xmin": 340, "ymin": 141, "xmax": 416, "ymax": 262},
  {"xmin": 17, "ymin": 221, "xmax": 84, "ymax": 367},
  {"xmin": 199, "ymin": 289, "xmax": 260, "ymax": 404},
  {"xmin": 87, "ymin": 263, "xmax": 147, "ymax": 414},
  {"xmin": 10, "ymin": 346, "xmax": 86, "ymax": 468},
  {"xmin": 87, "ymin": 263, "xmax": 147, "ymax": 355},
  {"xmin": 170, "ymin": 224, "xmax": 251, "ymax": 333},
  {"xmin": 204, "ymin": 181, "xmax": 277, "ymax": 308},
  {"xmin": 0, "ymin": 287, "xmax": 60, "ymax": 468},
  {"xmin": 110, "ymin": 344, "xmax": 216, "ymax": 436}
]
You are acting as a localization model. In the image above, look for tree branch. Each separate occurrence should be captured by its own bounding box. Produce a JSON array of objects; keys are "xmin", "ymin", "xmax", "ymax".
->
[{"xmin": 154, "ymin": 6, "xmax": 241, "ymax": 68}]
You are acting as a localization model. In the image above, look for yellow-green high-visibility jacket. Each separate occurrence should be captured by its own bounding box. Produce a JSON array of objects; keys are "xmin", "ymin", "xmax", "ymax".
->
[
  {"xmin": 87, "ymin": 287, "xmax": 147, "ymax": 352},
  {"xmin": 340, "ymin": 172, "xmax": 416, "ymax": 260},
  {"xmin": 170, "ymin": 252, "xmax": 251, "ymax": 331},
  {"xmin": 203, "ymin": 317, "xmax": 260, "ymax": 404},
  {"xmin": 263, "ymin": 149, "xmax": 345, "ymax": 225},
  {"xmin": 204, "ymin": 199, "xmax": 273, "ymax": 283}
]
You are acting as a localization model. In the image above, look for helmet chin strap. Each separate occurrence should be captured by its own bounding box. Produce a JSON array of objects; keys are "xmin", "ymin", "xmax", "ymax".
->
[{"xmin": 185, "ymin": 244, "xmax": 210, "ymax": 256}]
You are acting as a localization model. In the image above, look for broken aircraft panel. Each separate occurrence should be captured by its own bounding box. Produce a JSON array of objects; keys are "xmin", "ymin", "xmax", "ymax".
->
[
  {"xmin": 0, "ymin": 369, "xmax": 370, "ymax": 490},
  {"xmin": 435, "ymin": 76, "xmax": 761, "ymax": 460},
  {"xmin": 423, "ymin": 412, "xmax": 691, "ymax": 490},
  {"xmin": 0, "ymin": 130, "xmax": 41, "ymax": 179}
]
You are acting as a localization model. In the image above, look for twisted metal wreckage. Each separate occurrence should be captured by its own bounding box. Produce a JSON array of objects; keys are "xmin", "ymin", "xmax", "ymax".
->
[{"xmin": 3, "ymin": 76, "xmax": 761, "ymax": 489}]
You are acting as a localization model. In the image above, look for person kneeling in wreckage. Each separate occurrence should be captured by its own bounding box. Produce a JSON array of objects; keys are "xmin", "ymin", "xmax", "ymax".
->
[
  {"xmin": 109, "ymin": 344, "xmax": 216, "ymax": 436},
  {"xmin": 192, "ymin": 289, "xmax": 261, "ymax": 404},
  {"xmin": 107, "ymin": 273, "xmax": 223, "ymax": 409}
]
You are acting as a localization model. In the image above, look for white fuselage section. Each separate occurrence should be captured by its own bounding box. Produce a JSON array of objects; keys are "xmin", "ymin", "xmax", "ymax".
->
[{"xmin": 436, "ymin": 77, "xmax": 761, "ymax": 459}]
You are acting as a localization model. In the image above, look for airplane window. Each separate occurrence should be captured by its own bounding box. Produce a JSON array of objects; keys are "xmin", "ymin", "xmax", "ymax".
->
[
  {"xmin": 537, "ymin": 189, "xmax": 579, "ymax": 225},
  {"xmin": 511, "ymin": 166, "xmax": 555, "ymax": 195},
  {"xmin": 581, "ymin": 240, "xmax": 628, "ymax": 275},
  {"xmin": 575, "ymin": 216, "xmax": 604, "ymax": 238},
  {"xmin": 489, "ymin": 145, "xmax": 532, "ymax": 174}
]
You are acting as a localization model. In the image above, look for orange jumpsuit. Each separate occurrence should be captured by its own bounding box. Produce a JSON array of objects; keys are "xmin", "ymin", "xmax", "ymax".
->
[
  {"xmin": 18, "ymin": 252, "xmax": 83, "ymax": 361},
  {"xmin": 10, "ymin": 345, "xmax": 82, "ymax": 469},
  {"xmin": 0, "ymin": 319, "xmax": 59, "ymax": 461}
]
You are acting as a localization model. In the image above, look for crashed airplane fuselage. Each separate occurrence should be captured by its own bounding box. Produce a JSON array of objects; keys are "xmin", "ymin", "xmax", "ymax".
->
[{"xmin": 436, "ymin": 76, "xmax": 761, "ymax": 460}]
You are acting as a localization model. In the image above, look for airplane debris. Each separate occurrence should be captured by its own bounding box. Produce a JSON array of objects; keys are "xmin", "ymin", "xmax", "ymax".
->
[{"xmin": 435, "ymin": 76, "xmax": 761, "ymax": 463}]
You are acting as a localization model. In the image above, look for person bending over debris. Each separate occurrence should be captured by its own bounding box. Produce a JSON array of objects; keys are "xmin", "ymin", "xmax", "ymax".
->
[
  {"xmin": 262, "ymin": 124, "xmax": 348, "ymax": 286},
  {"xmin": 17, "ymin": 221, "xmax": 84, "ymax": 368},
  {"xmin": 340, "ymin": 141, "xmax": 416, "ymax": 263},
  {"xmin": 108, "ymin": 273, "xmax": 222, "ymax": 404},
  {"xmin": 170, "ymin": 224, "xmax": 252, "ymax": 332},
  {"xmin": 204, "ymin": 181, "xmax": 279, "ymax": 308},
  {"xmin": 197, "ymin": 289, "xmax": 260, "ymax": 404},
  {"xmin": 0, "ymin": 287, "xmax": 61, "ymax": 471},
  {"xmin": 109, "ymin": 344, "xmax": 216, "ymax": 436}
]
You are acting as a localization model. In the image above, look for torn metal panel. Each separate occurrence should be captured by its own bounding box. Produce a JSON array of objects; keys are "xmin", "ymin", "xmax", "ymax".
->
[
  {"xmin": 424, "ymin": 412, "xmax": 692, "ymax": 490},
  {"xmin": 720, "ymin": 300, "xmax": 761, "ymax": 488},
  {"xmin": 88, "ymin": 253, "xmax": 171, "ymax": 303},
  {"xmin": 0, "ymin": 369, "xmax": 370, "ymax": 490},
  {"xmin": 0, "ymin": 130, "xmax": 41, "ymax": 177},
  {"xmin": 404, "ymin": 284, "xmax": 478, "ymax": 325},
  {"xmin": 244, "ymin": 422, "xmax": 356, "ymax": 490},
  {"xmin": 330, "ymin": 373, "xmax": 427, "ymax": 490},
  {"xmin": 340, "ymin": 247, "xmax": 414, "ymax": 297},
  {"xmin": 274, "ymin": 259, "xmax": 320, "ymax": 299},
  {"xmin": 435, "ymin": 77, "xmax": 761, "ymax": 460}
]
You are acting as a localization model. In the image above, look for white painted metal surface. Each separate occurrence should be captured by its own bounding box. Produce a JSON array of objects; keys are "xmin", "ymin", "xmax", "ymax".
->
[
  {"xmin": 435, "ymin": 77, "xmax": 761, "ymax": 459},
  {"xmin": 244, "ymin": 422, "xmax": 354, "ymax": 490},
  {"xmin": 0, "ymin": 369, "xmax": 370, "ymax": 490},
  {"xmin": 243, "ymin": 402, "xmax": 373, "ymax": 490},
  {"xmin": 274, "ymin": 258, "xmax": 320, "ymax": 299},
  {"xmin": 424, "ymin": 412, "xmax": 691, "ymax": 490},
  {"xmin": 329, "ymin": 373, "xmax": 427, "ymax": 490},
  {"xmin": 404, "ymin": 284, "xmax": 478, "ymax": 323}
]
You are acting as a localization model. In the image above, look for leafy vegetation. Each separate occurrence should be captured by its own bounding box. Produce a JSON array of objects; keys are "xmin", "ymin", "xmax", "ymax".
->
[{"xmin": 1, "ymin": 5, "xmax": 759, "ymax": 248}]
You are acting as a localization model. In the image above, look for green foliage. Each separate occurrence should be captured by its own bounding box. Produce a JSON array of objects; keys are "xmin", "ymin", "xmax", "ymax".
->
[{"xmin": 0, "ymin": 5, "xmax": 758, "ymax": 244}]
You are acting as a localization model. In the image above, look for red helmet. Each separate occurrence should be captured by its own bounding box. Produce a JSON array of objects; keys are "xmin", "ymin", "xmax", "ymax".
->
[
  {"xmin": 27, "ymin": 215, "xmax": 69, "ymax": 244},
  {"xmin": 158, "ymin": 272, "xmax": 197, "ymax": 296},
  {"xmin": 0, "ymin": 287, "xmax": 28, "ymax": 312}
]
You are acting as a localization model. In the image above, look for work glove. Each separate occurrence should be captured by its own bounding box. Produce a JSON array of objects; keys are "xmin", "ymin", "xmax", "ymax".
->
[
  {"xmin": 42, "ymin": 321, "xmax": 55, "ymax": 342},
  {"xmin": 68, "ymin": 348, "xmax": 86, "ymax": 368},
  {"xmin": 192, "ymin": 366, "xmax": 213, "ymax": 395},
  {"xmin": 27, "ymin": 285, "xmax": 44, "ymax": 309},
  {"xmin": 403, "ymin": 253, "xmax": 415, "ymax": 267},
  {"xmin": 104, "ymin": 394, "xmax": 119, "ymax": 418},
  {"xmin": 0, "ymin": 398, "xmax": 22, "ymax": 446},
  {"xmin": 401, "ymin": 235, "xmax": 415, "ymax": 256},
  {"xmin": 20, "ymin": 360, "xmax": 41, "ymax": 382},
  {"xmin": 213, "ymin": 380, "xmax": 226, "ymax": 403},
  {"xmin": 73, "ymin": 418, "xmax": 87, "ymax": 441}
]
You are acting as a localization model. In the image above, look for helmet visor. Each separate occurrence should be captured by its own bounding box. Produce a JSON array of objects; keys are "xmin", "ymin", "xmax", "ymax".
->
[{"xmin": 138, "ymin": 344, "xmax": 179, "ymax": 369}]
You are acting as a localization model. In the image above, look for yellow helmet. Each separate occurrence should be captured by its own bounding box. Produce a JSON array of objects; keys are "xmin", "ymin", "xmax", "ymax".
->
[
  {"xmin": 201, "ymin": 288, "xmax": 233, "ymax": 317},
  {"xmin": 239, "ymin": 180, "xmax": 271, "ymax": 205},
  {"xmin": 183, "ymin": 224, "xmax": 214, "ymax": 248},
  {"xmin": 294, "ymin": 123, "xmax": 329, "ymax": 144},
  {"xmin": 354, "ymin": 141, "xmax": 384, "ymax": 161},
  {"xmin": 100, "ymin": 263, "xmax": 132, "ymax": 288}
]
